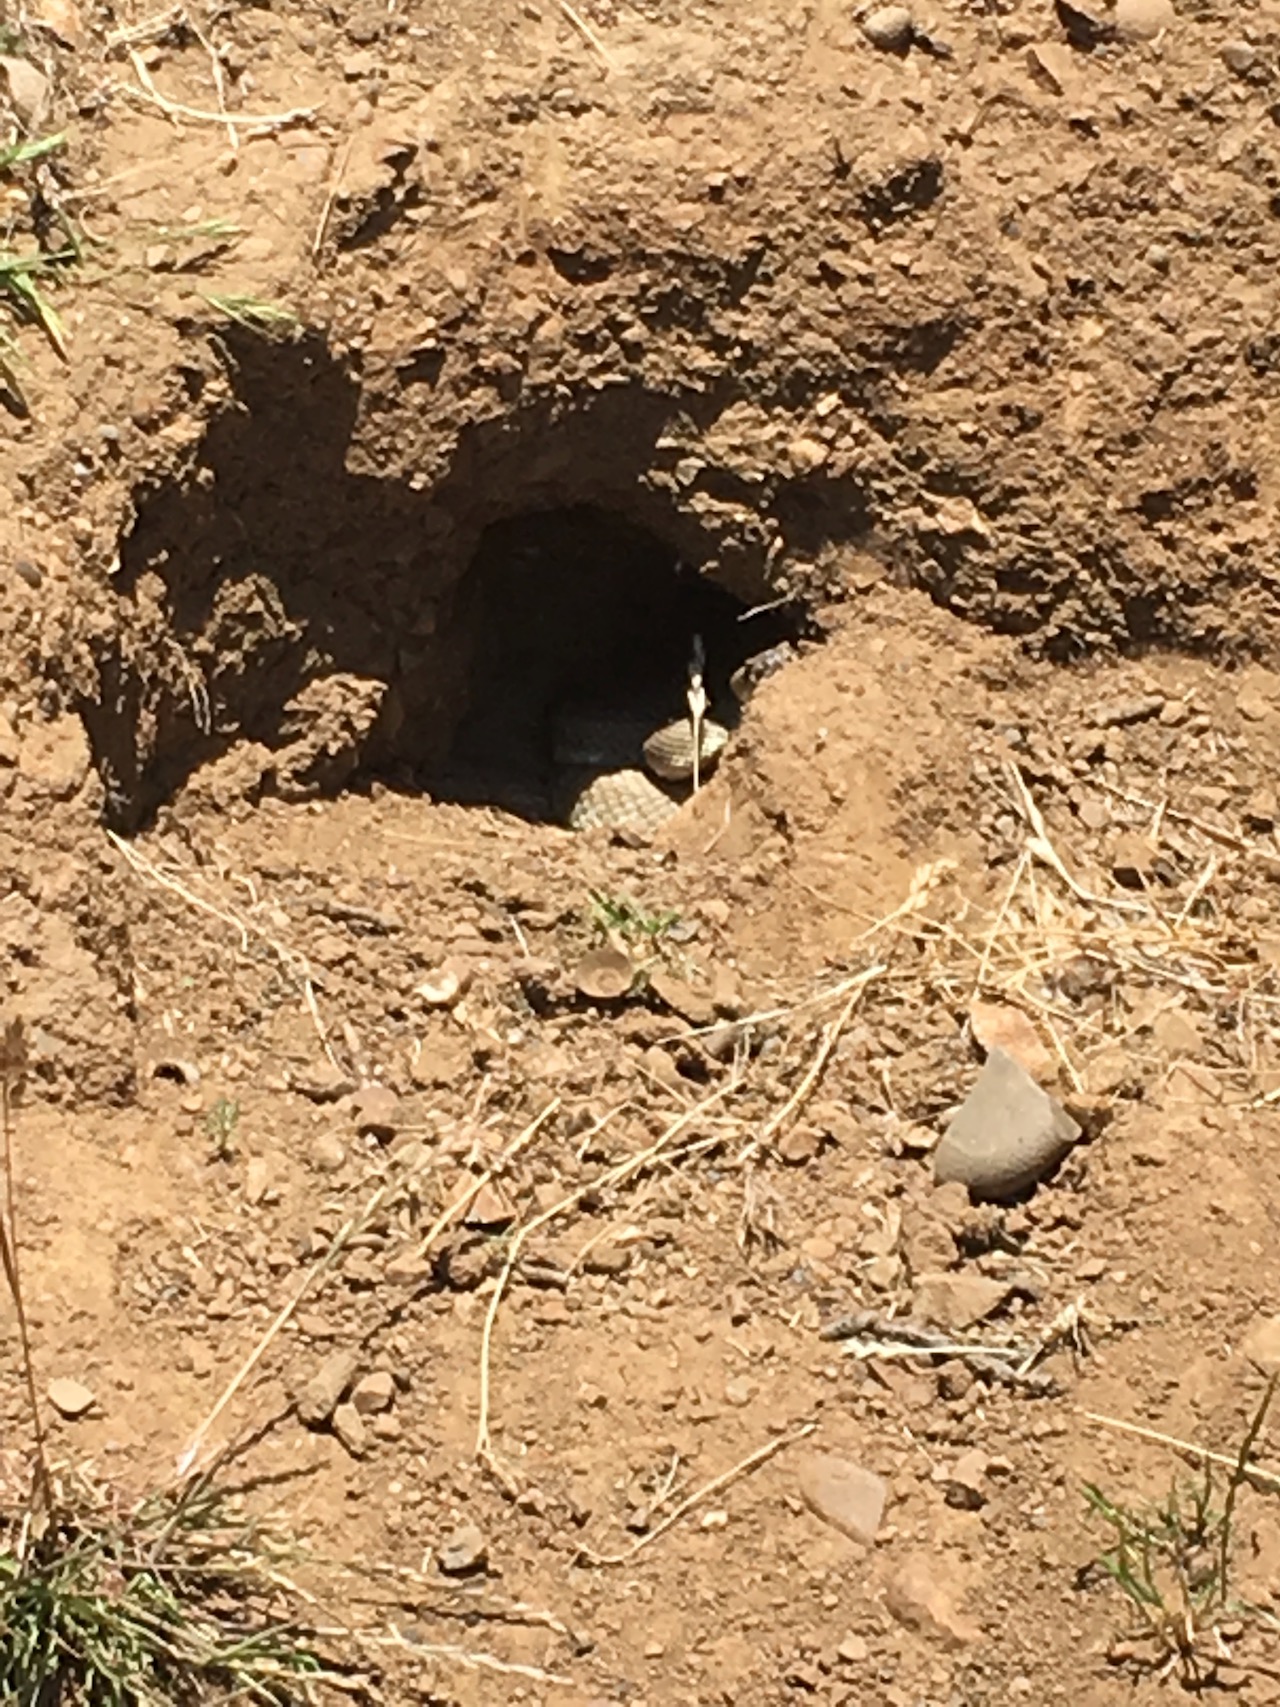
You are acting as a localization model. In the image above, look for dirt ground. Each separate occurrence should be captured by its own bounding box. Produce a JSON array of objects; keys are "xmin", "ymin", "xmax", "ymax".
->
[{"xmin": 5, "ymin": 0, "xmax": 1280, "ymax": 1699}]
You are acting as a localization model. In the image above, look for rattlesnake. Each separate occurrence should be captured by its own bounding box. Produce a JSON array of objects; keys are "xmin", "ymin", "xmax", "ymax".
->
[{"xmin": 552, "ymin": 643, "xmax": 793, "ymax": 832}]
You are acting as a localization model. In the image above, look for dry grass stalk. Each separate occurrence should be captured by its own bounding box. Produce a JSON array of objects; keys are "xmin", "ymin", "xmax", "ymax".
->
[
  {"xmin": 1080, "ymin": 1408, "xmax": 1280, "ymax": 1494},
  {"xmin": 377, "ymin": 1628, "xmax": 571, "ymax": 1684},
  {"xmin": 475, "ymin": 1085, "xmax": 737, "ymax": 1483},
  {"xmin": 107, "ymin": 829, "xmax": 342, "ymax": 1071},
  {"xmin": 0, "ymin": 1018, "xmax": 51, "ymax": 1511},
  {"xmin": 842, "ymin": 762, "xmax": 1280, "ymax": 1104},
  {"xmin": 121, "ymin": 46, "xmax": 317, "ymax": 130},
  {"xmin": 177, "ymin": 1099, "xmax": 561, "ymax": 1480},
  {"xmin": 556, "ymin": 0, "xmax": 617, "ymax": 71},
  {"xmin": 578, "ymin": 1421, "xmax": 817, "ymax": 1566},
  {"xmin": 739, "ymin": 962, "xmax": 885, "ymax": 1164}
]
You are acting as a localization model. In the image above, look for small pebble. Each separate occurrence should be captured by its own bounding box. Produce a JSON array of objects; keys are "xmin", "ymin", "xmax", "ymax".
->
[
  {"xmin": 308, "ymin": 1132, "xmax": 347, "ymax": 1173},
  {"xmin": 47, "ymin": 1377, "xmax": 95, "ymax": 1419},
  {"xmin": 350, "ymin": 1370, "xmax": 396, "ymax": 1415},
  {"xmin": 438, "ymin": 1520, "xmax": 488, "ymax": 1576},
  {"xmin": 860, "ymin": 3, "xmax": 913, "ymax": 48},
  {"xmin": 13, "ymin": 559, "xmax": 42, "ymax": 589},
  {"xmin": 1221, "ymin": 39, "xmax": 1256, "ymax": 73},
  {"xmin": 331, "ymin": 1401, "xmax": 369, "ymax": 1458}
]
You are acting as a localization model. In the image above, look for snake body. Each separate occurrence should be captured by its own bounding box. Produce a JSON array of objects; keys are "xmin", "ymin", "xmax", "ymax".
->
[
  {"xmin": 550, "ymin": 644, "xmax": 795, "ymax": 832},
  {"xmin": 551, "ymin": 707, "xmax": 731, "ymax": 832}
]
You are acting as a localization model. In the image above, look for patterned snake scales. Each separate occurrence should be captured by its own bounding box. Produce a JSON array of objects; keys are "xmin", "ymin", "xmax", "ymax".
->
[{"xmin": 551, "ymin": 643, "xmax": 791, "ymax": 832}]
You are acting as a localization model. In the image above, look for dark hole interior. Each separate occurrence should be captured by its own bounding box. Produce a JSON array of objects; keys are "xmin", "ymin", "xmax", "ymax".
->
[{"xmin": 430, "ymin": 505, "xmax": 798, "ymax": 822}]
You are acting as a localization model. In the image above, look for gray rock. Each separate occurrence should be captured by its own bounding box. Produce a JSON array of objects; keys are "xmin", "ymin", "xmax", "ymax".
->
[
  {"xmin": 860, "ymin": 4, "xmax": 913, "ymax": 49},
  {"xmin": 934, "ymin": 1048, "xmax": 1080, "ymax": 1202},
  {"xmin": 798, "ymin": 1452, "xmax": 888, "ymax": 1545},
  {"xmin": 294, "ymin": 1349, "xmax": 359, "ymax": 1428}
]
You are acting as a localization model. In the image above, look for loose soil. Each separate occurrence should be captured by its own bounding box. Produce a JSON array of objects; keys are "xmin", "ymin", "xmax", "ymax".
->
[{"xmin": 4, "ymin": 0, "xmax": 1280, "ymax": 1701}]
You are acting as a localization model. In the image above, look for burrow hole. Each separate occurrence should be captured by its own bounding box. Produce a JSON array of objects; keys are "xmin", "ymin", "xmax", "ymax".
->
[{"xmin": 430, "ymin": 506, "xmax": 800, "ymax": 823}]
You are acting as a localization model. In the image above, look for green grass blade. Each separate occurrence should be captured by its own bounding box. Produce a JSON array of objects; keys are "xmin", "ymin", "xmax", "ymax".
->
[{"xmin": 0, "ymin": 133, "xmax": 66, "ymax": 172}]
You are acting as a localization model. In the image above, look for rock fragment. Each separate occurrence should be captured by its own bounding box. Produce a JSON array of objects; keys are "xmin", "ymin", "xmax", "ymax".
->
[
  {"xmin": 797, "ymin": 1452, "xmax": 888, "ymax": 1545},
  {"xmin": 969, "ymin": 1000, "xmax": 1054, "ymax": 1081},
  {"xmin": 331, "ymin": 1401, "xmax": 369, "ymax": 1457},
  {"xmin": 860, "ymin": 4, "xmax": 913, "ymax": 49},
  {"xmin": 350, "ymin": 1371, "xmax": 396, "ymax": 1415},
  {"xmin": 1114, "ymin": 0, "xmax": 1174, "ymax": 38},
  {"xmin": 438, "ymin": 1521, "xmax": 488, "ymax": 1576},
  {"xmin": 47, "ymin": 1377, "xmax": 95, "ymax": 1419},
  {"xmin": 933, "ymin": 1048, "xmax": 1080, "ymax": 1201},
  {"xmin": 885, "ymin": 1555, "xmax": 981, "ymax": 1647},
  {"xmin": 1240, "ymin": 1313, "xmax": 1280, "ymax": 1374},
  {"xmin": 294, "ymin": 1350, "xmax": 359, "ymax": 1428},
  {"xmin": 913, "ymin": 1271, "xmax": 1011, "ymax": 1331},
  {"xmin": 350, "ymin": 1083, "xmax": 400, "ymax": 1140}
]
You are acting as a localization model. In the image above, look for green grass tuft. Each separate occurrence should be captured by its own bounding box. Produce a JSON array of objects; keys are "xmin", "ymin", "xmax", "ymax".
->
[{"xmin": 0, "ymin": 1468, "xmax": 333, "ymax": 1705}]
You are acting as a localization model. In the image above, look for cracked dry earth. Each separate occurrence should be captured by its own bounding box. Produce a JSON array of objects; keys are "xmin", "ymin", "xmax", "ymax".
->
[{"xmin": 5, "ymin": 0, "xmax": 1280, "ymax": 1701}]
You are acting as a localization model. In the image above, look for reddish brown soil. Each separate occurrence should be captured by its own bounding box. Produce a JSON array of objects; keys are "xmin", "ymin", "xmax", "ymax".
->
[{"xmin": 4, "ymin": 0, "xmax": 1280, "ymax": 1701}]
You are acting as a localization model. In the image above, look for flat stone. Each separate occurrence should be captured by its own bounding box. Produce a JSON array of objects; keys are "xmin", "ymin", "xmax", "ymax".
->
[
  {"xmin": 0, "ymin": 54, "xmax": 50, "ymax": 128},
  {"xmin": 1111, "ymin": 831, "xmax": 1160, "ymax": 889},
  {"xmin": 913, "ymin": 1271, "xmax": 1011, "ymax": 1331},
  {"xmin": 243, "ymin": 1155, "xmax": 271, "ymax": 1204},
  {"xmin": 350, "ymin": 1370, "xmax": 396, "ymax": 1415},
  {"xmin": 1240, "ymin": 1314, "xmax": 1280, "ymax": 1374},
  {"xmin": 438, "ymin": 1520, "xmax": 488, "ymax": 1576},
  {"xmin": 797, "ymin": 1452, "xmax": 888, "ymax": 1545},
  {"xmin": 409, "ymin": 1029, "xmax": 473, "ymax": 1088},
  {"xmin": 1026, "ymin": 40, "xmax": 1076, "ymax": 95},
  {"xmin": 294, "ymin": 1349, "xmax": 359, "ymax": 1428},
  {"xmin": 582, "ymin": 1236, "xmax": 631, "ymax": 1275},
  {"xmin": 463, "ymin": 1179, "xmax": 516, "ymax": 1230},
  {"xmin": 1150, "ymin": 1006, "xmax": 1202, "ymax": 1057},
  {"xmin": 777, "ymin": 1125, "xmax": 823, "ymax": 1166},
  {"xmin": 885, "ymin": 1554, "xmax": 981, "ymax": 1648},
  {"xmin": 47, "ymin": 1377, "xmax": 95, "ymax": 1419},
  {"xmin": 934, "ymin": 1048, "xmax": 1080, "ymax": 1202}
]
